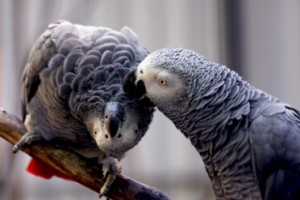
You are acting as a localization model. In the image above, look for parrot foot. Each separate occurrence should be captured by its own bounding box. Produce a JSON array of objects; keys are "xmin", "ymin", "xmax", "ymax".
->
[
  {"xmin": 99, "ymin": 157, "xmax": 122, "ymax": 198},
  {"xmin": 12, "ymin": 131, "xmax": 42, "ymax": 153}
]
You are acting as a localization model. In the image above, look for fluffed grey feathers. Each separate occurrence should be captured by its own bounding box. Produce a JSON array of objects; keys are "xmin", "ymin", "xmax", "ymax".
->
[
  {"xmin": 15, "ymin": 20, "xmax": 154, "ymax": 196},
  {"xmin": 20, "ymin": 20, "xmax": 154, "ymax": 155},
  {"xmin": 124, "ymin": 48, "xmax": 300, "ymax": 200}
]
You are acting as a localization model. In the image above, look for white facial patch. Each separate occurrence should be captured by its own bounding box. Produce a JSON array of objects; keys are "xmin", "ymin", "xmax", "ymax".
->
[
  {"xmin": 136, "ymin": 63, "xmax": 185, "ymax": 105},
  {"xmin": 93, "ymin": 113, "xmax": 139, "ymax": 154}
]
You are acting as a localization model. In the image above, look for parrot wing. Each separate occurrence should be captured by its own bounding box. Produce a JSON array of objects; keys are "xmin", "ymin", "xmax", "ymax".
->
[
  {"xmin": 22, "ymin": 21, "xmax": 75, "ymax": 179},
  {"xmin": 250, "ymin": 102, "xmax": 300, "ymax": 199},
  {"xmin": 22, "ymin": 20, "xmax": 73, "ymax": 120}
]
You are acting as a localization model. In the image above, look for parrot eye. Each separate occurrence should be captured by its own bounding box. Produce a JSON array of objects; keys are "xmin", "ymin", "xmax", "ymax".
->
[
  {"xmin": 93, "ymin": 130, "xmax": 98, "ymax": 136},
  {"xmin": 140, "ymin": 69, "xmax": 143, "ymax": 74},
  {"xmin": 158, "ymin": 78, "xmax": 167, "ymax": 86}
]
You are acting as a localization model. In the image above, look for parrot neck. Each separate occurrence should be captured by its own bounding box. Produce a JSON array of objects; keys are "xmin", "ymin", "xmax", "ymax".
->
[{"xmin": 173, "ymin": 67, "xmax": 265, "ymax": 146}]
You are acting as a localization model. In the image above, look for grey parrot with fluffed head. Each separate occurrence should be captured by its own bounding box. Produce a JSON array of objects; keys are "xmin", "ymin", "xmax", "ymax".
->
[
  {"xmin": 13, "ymin": 20, "xmax": 154, "ymax": 196},
  {"xmin": 123, "ymin": 47, "xmax": 300, "ymax": 200}
]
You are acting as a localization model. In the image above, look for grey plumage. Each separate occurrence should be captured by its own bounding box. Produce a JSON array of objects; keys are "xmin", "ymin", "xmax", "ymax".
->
[
  {"xmin": 14, "ymin": 20, "xmax": 154, "ymax": 196},
  {"xmin": 124, "ymin": 47, "xmax": 300, "ymax": 200}
]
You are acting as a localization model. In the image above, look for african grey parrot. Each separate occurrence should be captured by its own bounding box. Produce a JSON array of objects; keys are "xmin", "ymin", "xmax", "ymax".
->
[
  {"xmin": 13, "ymin": 20, "xmax": 154, "ymax": 196},
  {"xmin": 123, "ymin": 47, "xmax": 300, "ymax": 200}
]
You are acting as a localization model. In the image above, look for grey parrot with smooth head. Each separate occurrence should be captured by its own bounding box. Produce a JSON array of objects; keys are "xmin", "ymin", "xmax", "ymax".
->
[
  {"xmin": 13, "ymin": 20, "xmax": 154, "ymax": 196},
  {"xmin": 123, "ymin": 47, "xmax": 300, "ymax": 200}
]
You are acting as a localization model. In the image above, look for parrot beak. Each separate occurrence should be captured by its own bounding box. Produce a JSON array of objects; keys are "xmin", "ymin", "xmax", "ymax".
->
[
  {"xmin": 123, "ymin": 68, "xmax": 155, "ymax": 108},
  {"xmin": 123, "ymin": 68, "xmax": 147, "ymax": 98},
  {"xmin": 104, "ymin": 102, "xmax": 124, "ymax": 138}
]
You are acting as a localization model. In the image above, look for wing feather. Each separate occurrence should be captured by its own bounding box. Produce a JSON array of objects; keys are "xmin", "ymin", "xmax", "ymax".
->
[
  {"xmin": 22, "ymin": 20, "xmax": 72, "ymax": 120},
  {"xmin": 250, "ymin": 103, "xmax": 300, "ymax": 199}
]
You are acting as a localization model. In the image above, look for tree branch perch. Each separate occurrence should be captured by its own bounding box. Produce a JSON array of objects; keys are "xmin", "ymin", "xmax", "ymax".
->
[{"xmin": 0, "ymin": 106, "xmax": 170, "ymax": 200}]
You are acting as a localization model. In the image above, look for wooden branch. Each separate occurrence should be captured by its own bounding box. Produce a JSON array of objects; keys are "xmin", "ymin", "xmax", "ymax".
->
[{"xmin": 0, "ymin": 107, "xmax": 170, "ymax": 200}]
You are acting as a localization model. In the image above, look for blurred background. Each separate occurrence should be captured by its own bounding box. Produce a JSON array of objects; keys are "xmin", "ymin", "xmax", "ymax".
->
[{"xmin": 0, "ymin": 0, "xmax": 300, "ymax": 199}]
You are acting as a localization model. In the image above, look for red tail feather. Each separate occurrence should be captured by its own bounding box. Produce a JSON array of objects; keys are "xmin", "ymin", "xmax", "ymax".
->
[{"xmin": 26, "ymin": 158, "xmax": 73, "ymax": 181}]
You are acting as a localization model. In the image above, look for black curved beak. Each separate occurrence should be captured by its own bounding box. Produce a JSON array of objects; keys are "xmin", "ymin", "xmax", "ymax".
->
[
  {"xmin": 123, "ymin": 68, "xmax": 147, "ymax": 98},
  {"xmin": 104, "ymin": 102, "xmax": 124, "ymax": 138},
  {"xmin": 123, "ymin": 68, "xmax": 155, "ymax": 108}
]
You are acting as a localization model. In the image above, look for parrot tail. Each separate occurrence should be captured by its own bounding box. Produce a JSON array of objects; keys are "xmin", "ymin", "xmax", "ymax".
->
[{"xmin": 27, "ymin": 158, "xmax": 73, "ymax": 181}]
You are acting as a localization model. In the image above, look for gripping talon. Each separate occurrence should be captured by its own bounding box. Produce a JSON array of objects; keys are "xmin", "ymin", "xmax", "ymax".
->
[
  {"xmin": 99, "ymin": 173, "xmax": 116, "ymax": 197},
  {"xmin": 99, "ymin": 157, "xmax": 121, "ymax": 198},
  {"xmin": 12, "ymin": 131, "xmax": 41, "ymax": 153}
]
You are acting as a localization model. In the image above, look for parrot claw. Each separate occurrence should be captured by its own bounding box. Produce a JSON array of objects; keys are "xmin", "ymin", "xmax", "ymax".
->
[
  {"xmin": 98, "ymin": 157, "xmax": 122, "ymax": 198},
  {"xmin": 13, "ymin": 131, "xmax": 42, "ymax": 153}
]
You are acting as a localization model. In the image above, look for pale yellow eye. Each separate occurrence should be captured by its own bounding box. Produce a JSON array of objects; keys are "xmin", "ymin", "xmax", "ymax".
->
[{"xmin": 158, "ymin": 78, "xmax": 167, "ymax": 86}]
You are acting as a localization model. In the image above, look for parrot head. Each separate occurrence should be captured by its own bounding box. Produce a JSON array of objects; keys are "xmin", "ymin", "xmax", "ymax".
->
[
  {"xmin": 123, "ymin": 48, "xmax": 200, "ymax": 119},
  {"xmin": 85, "ymin": 99, "xmax": 154, "ymax": 155}
]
